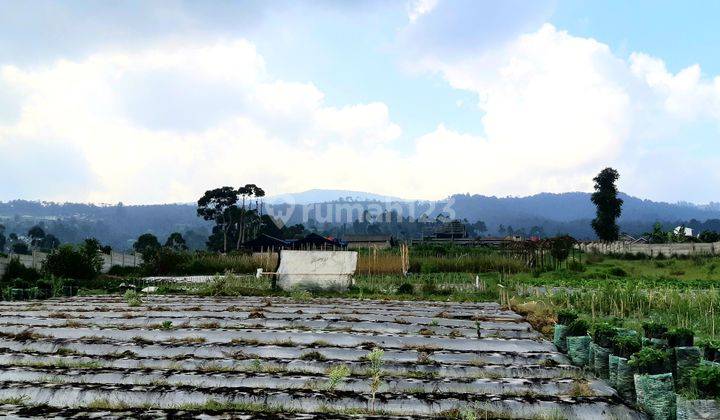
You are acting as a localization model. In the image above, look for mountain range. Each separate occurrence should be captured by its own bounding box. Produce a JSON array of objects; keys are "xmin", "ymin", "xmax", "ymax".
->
[{"xmin": 1, "ymin": 189, "xmax": 720, "ymax": 249}]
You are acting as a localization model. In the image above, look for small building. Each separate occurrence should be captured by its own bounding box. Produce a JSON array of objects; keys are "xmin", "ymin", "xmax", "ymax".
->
[
  {"xmin": 241, "ymin": 234, "xmax": 291, "ymax": 253},
  {"xmin": 431, "ymin": 220, "xmax": 467, "ymax": 239},
  {"xmin": 342, "ymin": 235, "xmax": 393, "ymax": 250},
  {"xmin": 293, "ymin": 233, "xmax": 345, "ymax": 250}
]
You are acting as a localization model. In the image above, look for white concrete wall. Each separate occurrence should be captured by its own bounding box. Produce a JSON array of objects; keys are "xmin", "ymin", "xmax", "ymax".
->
[
  {"xmin": 276, "ymin": 250, "xmax": 357, "ymax": 291},
  {"xmin": 580, "ymin": 241, "xmax": 720, "ymax": 256}
]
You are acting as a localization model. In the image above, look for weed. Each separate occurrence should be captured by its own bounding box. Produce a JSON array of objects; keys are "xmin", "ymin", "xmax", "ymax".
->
[
  {"xmin": 568, "ymin": 380, "xmax": 595, "ymax": 397},
  {"xmin": 366, "ymin": 347, "xmax": 384, "ymax": 413},
  {"xmin": 299, "ymin": 351, "xmax": 327, "ymax": 362},
  {"xmin": 325, "ymin": 364, "xmax": 350, "ymax": 391},
  {"xmin": 123, "ymin": 290, "xmax": 142, "ymax": 307}
]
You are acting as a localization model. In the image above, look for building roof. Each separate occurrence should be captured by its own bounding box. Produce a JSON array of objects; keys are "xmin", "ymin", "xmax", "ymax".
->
[
  {"xmin": 342, "ymin": 235, "xmax": 392, "ymax": 242},
  {"xmin": 242, "ymin": 234, "xmax": 290, "ymax": 248}
]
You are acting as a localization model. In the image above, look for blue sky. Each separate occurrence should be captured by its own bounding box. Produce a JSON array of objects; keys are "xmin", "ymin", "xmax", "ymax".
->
[{"xmin": 0, "ymin": 1, "xmax": 719, "ymax": 204}]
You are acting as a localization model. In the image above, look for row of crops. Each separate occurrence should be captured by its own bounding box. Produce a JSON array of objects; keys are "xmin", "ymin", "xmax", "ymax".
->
[{"xmin": 554, "ymin": 311, "xmax": 720, "ymax": 419}]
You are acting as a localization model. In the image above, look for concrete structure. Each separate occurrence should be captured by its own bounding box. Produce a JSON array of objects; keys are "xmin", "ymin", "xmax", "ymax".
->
[
  {"xmin": 580, "ymin": 241, "xmax": 720, "ymax": 256},
  {"xmin": 276, "ymin": 250, "xmax": 357, "ymax": 291},
  {"xmin": 673, "ymin": 226, "xmax": 694, "ymax": 237}
]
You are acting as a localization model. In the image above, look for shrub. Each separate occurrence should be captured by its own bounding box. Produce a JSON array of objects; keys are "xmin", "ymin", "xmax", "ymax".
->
[
  {"xmin": 107, "ymin": 265, "xmax": 142, "ymax": 277},
  {"xmin": 420, "ymin": 277, "xmax": 437, "ymax": 295},
  {"xmin": 566, "ymin": 319, "xmax": 590, "ymax": 337},
  {"xmin": 591, "ymin": 323, "xmax": 618, "ymax": 348},
  {"xmin": 666, "ymin": 327, "xmax": 694, "ymax": 347},
  {"xmin": 1, "ymin": 257, "xmax": 41, "ymax": 285},
  {"xmin": 629, "ymin": 347, "xmax": 669, "ymax": 375},
  {"xmin": 556, "ymin": 309, "xmax": 577, "ymax": 326},
  {"xmin": 642, "ymin": 322, "xmax": 668, "ymax": 339},
  {"xmin": 611, "ymin": 334, "xmax": 642, "ymax": 358},
  {"xmin": 607, "ymin": 267, "xmax": 627, "ymax": 277},
  {"xmin": 42, "ymin": 241, "xmax": 103, "ymax": 281},
  {"xmin": 691, "ymin": 364, "xmax": 720, "ymax": 398},
  {"xmin": 396, "ymin": 283, "xmax": 414, "ymax": 294},
  {"xmin": 585, "ymin": 252, "xmax": 604, "ymax": 264},
  {"xmin": 567, "ymin": 260, "xmax": 585, "ymax": 272}
]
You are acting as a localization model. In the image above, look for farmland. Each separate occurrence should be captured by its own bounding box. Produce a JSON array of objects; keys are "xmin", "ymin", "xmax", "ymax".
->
[
  {"xmin": 3, "ymin": 246, "xmax": 720, "ymax": 418},
  {"xmin": 0, "ymin": 295, "xmax": 642, "ymax": 418}
]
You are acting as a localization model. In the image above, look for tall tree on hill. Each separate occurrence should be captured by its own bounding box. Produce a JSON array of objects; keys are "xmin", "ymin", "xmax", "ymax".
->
[
  {"xmin": 197, "ymin": 187, "xmax": 239, "ymax": 253},
  {"xmin": 235, "ymin": 184, "xmax": 265, "ymax": 250},
  {"xmin": 164, "ymin": 232, "xmax": 188, "ymax": 251},
  {"xmin": 591, "ymin": 168, "xmax": 623, "ymax": 241}
]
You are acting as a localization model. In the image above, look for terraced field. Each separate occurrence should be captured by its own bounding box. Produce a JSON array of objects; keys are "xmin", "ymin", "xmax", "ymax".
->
[{"xmin": 0, "ymin": 296, "xmax": 643, "ymax": 419}]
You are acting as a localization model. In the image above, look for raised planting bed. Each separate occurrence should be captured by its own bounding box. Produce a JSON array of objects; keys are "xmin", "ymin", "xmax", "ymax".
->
[{"xmin": 0, "ymin": 295, "xmax": 644, "ymax": 419}]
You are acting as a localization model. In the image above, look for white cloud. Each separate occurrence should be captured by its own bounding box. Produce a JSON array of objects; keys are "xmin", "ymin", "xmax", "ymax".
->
[
  {"xmin": 407, "ymin": 0, "xmax": 438, "ymax": 22},
  {"xmin": 3, "ymin": 22, "xmax": 720, "ymax": 204},
  {"xmin": 406, "ymin": 23, "xmax": 720, "ymax": 202},
  {"xmin": 0, "ymin": 40, "xmax": 404, "ymax": 203}
]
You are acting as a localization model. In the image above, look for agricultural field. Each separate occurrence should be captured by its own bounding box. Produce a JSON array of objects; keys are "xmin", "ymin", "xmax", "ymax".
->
[
  {"xmin": 3, "ymin": 248, "xmax": 720, "ymax": 418},
  {"xmin": 0, "ymin": 295, "xmax": 643, "ymax": 418}
]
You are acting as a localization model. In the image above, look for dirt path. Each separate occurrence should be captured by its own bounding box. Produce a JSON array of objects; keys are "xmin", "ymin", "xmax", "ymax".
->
[{"xmin": 0, "ymin": 296, "xmax": 644, "ymax": 419}]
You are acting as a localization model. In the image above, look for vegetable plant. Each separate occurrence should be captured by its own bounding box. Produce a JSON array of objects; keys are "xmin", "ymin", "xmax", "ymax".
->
[
  {"xmin": 566, "ymin": 319, "xmax": 589, "ymax": 337},
  {"xmin": 642, "ymin": 322, "xmax": 668, "ymax": 340},
  {"xmin": 591, "ymin": 323, "xmax": 618, "ymax": 348},
  {"xmin": 691, "ymin": 364, "xmax": 720, "ymax": 399},
  {"xmin": 629, "ymin": 347, "xmax": 669, "ymax": 375},
  {"xmin": 611, "ymin": 334, "xmax": 642, "ymax": 359},
  {"xmin": 666, "ymin": 327, "xmax": 694, "ymax": 347},
  {"xmin": 556, "ymin": 309, "xmax": 577, "ymax": 326}
]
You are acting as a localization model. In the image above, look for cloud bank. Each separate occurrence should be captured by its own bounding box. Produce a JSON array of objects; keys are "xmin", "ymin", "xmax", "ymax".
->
[{"xmin": 1, "ymin": 2, "xmax": 720, "ymax": 204}]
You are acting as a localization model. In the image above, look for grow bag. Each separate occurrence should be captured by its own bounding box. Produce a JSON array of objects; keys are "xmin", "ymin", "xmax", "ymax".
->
[
  {"xmin": 634, "ymin": 373, "xmax": 675, "ymax": 420},
  {"xmin": 616, "ymin": 357, "xmax": 635, "ymax": 401},
  {"xmin": 609, "ymin": 355, "xmax": 620, "ymax": 388},
  {"xmin": 676, "ymin": 395, "xmax": 720, "ymax": 420},
  {"xmin": 567, "ymin": 335, "xmax": 591, "ymax": 367},
  {"xmin": 591, "ymin": 342, "xmax": 611, "ymax": 379},
  {"xmin": 553, "ymin": 324, "xmax": 569, "ymax": 352},
  {"xmin": 675, "ymin": 346, "xmax": 701, "ymax": 390},
  {"xmin": 651, "ymin": 338, "xmax": 669, "ymax": 347}
]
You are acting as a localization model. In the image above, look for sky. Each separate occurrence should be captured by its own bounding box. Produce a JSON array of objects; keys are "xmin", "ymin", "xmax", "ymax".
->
[{"xmin": 1, "ymin": 0, "xmax": 719, "ymax": 205}]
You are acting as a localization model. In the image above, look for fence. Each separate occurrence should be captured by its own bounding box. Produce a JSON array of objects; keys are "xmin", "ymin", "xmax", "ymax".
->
[
  {"xmin": 0, "ymin": 250, "xmax": 142, "ymax": 277},
  {"xmin": 579, "ymin": 241, "xmax": 720, "ymax": 257}
]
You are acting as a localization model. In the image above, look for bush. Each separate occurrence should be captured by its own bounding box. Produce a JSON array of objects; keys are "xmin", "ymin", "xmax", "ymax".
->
[
  {"xmin": 585, "ymin": 252, "xmax": 604, "ymax": 264},
  {"xmin": 642, "ymin": 322, "xmax": 668, "ymax": 339},
  {"xmin": 1, "ymin": 257, "xmax": 41, "ymax": 285},
  {"xmin": 629, "ymin": 347, "xmax": 669, "ymax": 375},
  {"xmin": 107, "ymin": 265, "xmax": 142, "ymax": 277},
  {"xmin": 607, "ymin": 267, "xmax": 627, "ymax": 277},
  {"xmin": 691, "ymin": 364, "xmax": 720, "ymax": 398},
  {"xmin": 420, "ymin": 277, "xmax": 437, "ymax": 295},
  {"xmin": 396, "ymin": 283, "xmax": 414, "ymax": 294},
  {"xmin": 592, "ymin": 323, "xmax": 618, "ymax": 348},
  {"xmin": 566, "ymin": 319, "xmax": 589, "ymax": 337},
  {"xmin": 556, "ymin": 309, "xmax": 577, "ymax": 326},
  {"xmin": 611, "ymin": 334, "xmax": 642, "ymax": 358},
  {"xmin": 666, "ymin": 327, "xmax": 694, "ymax": 347},
  {"xmin": 42, "ymin": 241, "xmax": 103, "ymax": 281},
  {"xmin": 567, "ymin": 260, "xmax": 585, "ymax": 272}
]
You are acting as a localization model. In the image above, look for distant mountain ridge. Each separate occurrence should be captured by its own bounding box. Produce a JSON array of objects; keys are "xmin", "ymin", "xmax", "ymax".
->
[
  {"xmin": 265, "ymin": 189, "xmax": 406, "ymax": 204},
  {"xmin": 1, "ymin": 190, "xmax": 719, "ymax": 247}
]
